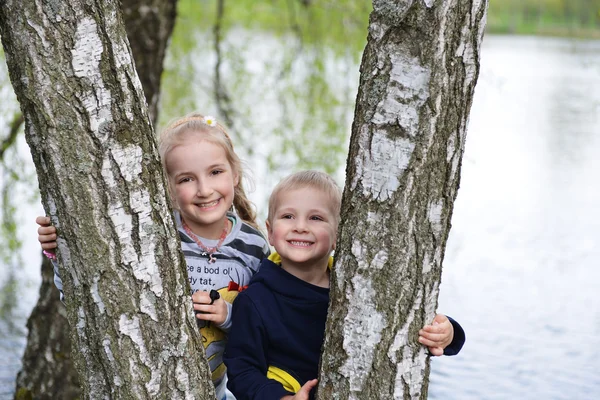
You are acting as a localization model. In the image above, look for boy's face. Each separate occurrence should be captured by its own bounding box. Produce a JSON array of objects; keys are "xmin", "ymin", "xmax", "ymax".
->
[{"xmin": 267, "ymin": 186, "xmax": 337, "ymax": 270}]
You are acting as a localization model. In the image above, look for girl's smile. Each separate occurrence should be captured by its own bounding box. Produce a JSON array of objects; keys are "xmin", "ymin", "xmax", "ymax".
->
[{"xmin": 166, "ymin": 138, "xmax": 239, "ymax": 239}]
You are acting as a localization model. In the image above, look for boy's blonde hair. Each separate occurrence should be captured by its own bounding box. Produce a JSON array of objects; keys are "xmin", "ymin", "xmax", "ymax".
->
[
  {"xmin": 158, "ymin": 112, "xmax": 257, "ymax": 228},
  {"xmin": 267, "ymin": 170, "xmax": 342, "ymax": 226}
]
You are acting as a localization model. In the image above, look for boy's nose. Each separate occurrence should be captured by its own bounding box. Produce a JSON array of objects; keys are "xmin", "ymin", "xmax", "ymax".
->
[{"xmin": 293, "ymin": 220, "xmax": 308, "ymax": 232}]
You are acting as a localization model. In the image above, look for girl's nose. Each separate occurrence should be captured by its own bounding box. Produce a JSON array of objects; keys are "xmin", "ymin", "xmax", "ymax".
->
[{"xmin": 196, "ymin": 180, "xmax": 213, "ymax": 197}]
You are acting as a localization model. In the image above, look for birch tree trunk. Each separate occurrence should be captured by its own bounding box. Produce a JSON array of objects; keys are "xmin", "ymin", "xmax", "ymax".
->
[
  {"xmin": 12, "ymin": 1, "xmax": 178, "ymax": 397},
  {"xmin": 0, "ymin": 1, "xmax": 215, "ymax": 399},
  {"xmin": 317, "ymin": 1, "xmax": 487, "ymax": 399},
  {"xmin": 14, "ymin": 257, "xmax": 80, "ymax": 400}
]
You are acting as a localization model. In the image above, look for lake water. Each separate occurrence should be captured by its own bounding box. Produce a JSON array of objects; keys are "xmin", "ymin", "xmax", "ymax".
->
[{"xmin": 1, "ymin": 34, "xmax": 599, "ymax": 399}]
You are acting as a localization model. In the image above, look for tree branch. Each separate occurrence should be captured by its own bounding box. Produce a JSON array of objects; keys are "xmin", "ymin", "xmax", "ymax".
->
[{"xmin": 0, "ymin": 113, "xmax": 23, "ymax": 162}]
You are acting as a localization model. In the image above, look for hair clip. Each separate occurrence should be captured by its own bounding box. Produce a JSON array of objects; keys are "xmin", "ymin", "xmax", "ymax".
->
[{"xmin": 203, "ymin": 116, "xmax": 217, "ymax": 127}]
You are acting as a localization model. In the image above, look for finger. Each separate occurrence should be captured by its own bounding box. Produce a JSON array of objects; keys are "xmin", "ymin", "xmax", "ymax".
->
[
  {"xmin": 191, "ymin": 291, "xmax": 210, "ymax": 303},
  {"xmin": 419, "ymin": 327, "xmax": 450, "ymax": 338},
  {"xmin": 299, "ymin": 379, "xmax": 318, "ymax": 395},
  {"xmin": 420, "ymin": 324, "xmax": 445, "ymax": 334},
  {"xmin": 38, "ymin": 233, "xmax": 57, "ymax": 243},
  {"xmin": 194, "ymin": 311, "xmax": 221, "ymax": 322},
  {"xmin": 35, "ymin": 216, "xmax": 51, "ymax": 226},
  {"xmin": 418, "ymin": 336, "xmax": 438, "ymax": 347},
  {"xmin": 37, "ymin": 226, "xmax": 56, "ymax": 235},
  {"xmin": 193, "ymin": 304, "xmax": 216, "ymax": 314},
  {"xmin": 419, "ymin": 328, "xmax": 446, "ymax": 339},
  {"xmin": 432, "ymin": 314, "xmax": 448, "ymax": 324},
  {"xmin": 429, "ymin": 346, "xmax": 444, "ymax": 356},
  {"xmin": 41, "ymin": 242, "xmax": 57, "ymax": 250}
]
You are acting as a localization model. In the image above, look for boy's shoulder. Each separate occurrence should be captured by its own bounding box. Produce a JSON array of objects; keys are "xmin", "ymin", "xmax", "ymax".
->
[
  {"xmin": 234, "ymin": 280, "xmax": 274, "ymax": 315},
  {"xmin": 239, "ymin": 261, "xmax": 279, "ymax": 298}
]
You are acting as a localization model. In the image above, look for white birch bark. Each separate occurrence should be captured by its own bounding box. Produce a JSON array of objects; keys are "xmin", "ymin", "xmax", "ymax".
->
[
  {"xmin": 13, "ymin": 1, "xmax": 178, "ymax": 397},
  {"xmin": 0, "ymin": 1, "xmax": 215, "ymax": 399},
  {"xmin": 317, "ymin": 1, "xmax": 487, "ymax": 399}
]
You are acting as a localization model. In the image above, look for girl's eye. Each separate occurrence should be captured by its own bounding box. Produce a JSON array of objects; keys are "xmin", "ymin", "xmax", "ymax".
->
[
  {"xmin": 281, "ymin": 214, "xmax": 293, "ymax": 219},
  {"xmin": 211, "ymin": 169, "xmax": 224, "ymax": 176},
  {"xmin": 178, "ymin": 177, "xmax": 192, "ymax": 184},
  {"xmin": 310, "ymin": 216, "xmax": 324, "ymax": 221}
]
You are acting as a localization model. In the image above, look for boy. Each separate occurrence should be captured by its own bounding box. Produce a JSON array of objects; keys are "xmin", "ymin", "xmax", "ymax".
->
[{"xmin": 224, "ymin": 171, "xmax": 465, "ymax": 400}]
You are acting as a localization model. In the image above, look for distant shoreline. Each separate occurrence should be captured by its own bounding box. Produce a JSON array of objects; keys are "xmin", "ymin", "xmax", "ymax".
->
[{"xmin": 487, "ymin": 25, "xmax": 600, "ymax": 40}]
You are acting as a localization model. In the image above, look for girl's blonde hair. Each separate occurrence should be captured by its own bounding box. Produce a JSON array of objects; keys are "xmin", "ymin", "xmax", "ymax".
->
[{"xmin": 158, "ymin": 112, "xmax": 257, "ymax": 228}]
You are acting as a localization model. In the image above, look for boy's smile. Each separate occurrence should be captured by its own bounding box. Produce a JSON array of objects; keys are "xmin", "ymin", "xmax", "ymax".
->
[{"xmin": 267, "ymin": 186, "xmax": 337, "ymax": 274}]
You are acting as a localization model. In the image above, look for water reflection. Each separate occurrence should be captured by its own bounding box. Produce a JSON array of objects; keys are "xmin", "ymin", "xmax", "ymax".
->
[{"xmin": 431, "ymin": 35, "xmax": 600, "ymax": 399}]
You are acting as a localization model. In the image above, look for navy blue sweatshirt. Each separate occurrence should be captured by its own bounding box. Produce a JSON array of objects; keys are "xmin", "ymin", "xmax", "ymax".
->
[{"xmin": 224, "ymin": 257, "xmax": 465, "ymax": 400}]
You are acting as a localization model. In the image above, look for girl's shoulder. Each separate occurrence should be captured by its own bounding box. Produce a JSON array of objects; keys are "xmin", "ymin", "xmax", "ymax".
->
[
  {"xmin": 228, "ymin": 213, "xmax": 266, "ymax": 241},
  {"xmin": 227, "ymin": 213, "xmax": 270, "ymax": 257}
]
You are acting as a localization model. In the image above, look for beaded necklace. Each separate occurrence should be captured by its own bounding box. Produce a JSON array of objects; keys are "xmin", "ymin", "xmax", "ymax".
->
[{"xmin": 182, "ymin": 219, "xmax": 229, "ymax": 264}]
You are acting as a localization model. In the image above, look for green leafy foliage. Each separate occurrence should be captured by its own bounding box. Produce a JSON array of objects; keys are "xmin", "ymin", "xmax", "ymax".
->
[{"xmin": 488, "ymin": 0, "xmax": 600, "ymax": 37}]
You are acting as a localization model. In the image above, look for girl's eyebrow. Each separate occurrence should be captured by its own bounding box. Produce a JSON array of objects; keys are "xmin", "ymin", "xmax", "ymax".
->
[
  {"xmin": 172, "ymin": 163, "xmax": 227, "ymax": 176},
  {"xmin": 207, "ymin": 163, "xmax": 227, "ymax": 169}
]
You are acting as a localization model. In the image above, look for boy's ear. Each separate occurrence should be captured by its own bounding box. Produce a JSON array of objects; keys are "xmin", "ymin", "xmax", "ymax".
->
[{"xmin": 265, "ymin": 220, "xmax": 274, "ymax": 246}]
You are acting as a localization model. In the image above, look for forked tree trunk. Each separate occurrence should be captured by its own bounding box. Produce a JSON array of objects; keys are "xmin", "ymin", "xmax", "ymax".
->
[
  {"xmin": 10, "ymin": 1, "xmax": 178, "ymax": 398},
  {"xmin": 317, "ymin": 1, "xmax": 487, "ymax": 399},
  {"xmin": 0, "ymin": 1, "xmax": 214, "ymax": 399}
]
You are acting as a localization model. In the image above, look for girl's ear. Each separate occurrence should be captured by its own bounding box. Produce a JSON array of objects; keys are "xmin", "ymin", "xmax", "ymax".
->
[
  {"xmin": 167, "ymin": 182, "xmax": 179, "ymax": 210},
  {"xmin": 233, "ymin": 172, "xmax": 240, "ymax": 187}
]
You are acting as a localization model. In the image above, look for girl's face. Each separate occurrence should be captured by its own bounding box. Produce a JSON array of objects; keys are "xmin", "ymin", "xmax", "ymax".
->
[{"xmin": 166, "ymin": 138, "xmax": 238, "ymax": 239}]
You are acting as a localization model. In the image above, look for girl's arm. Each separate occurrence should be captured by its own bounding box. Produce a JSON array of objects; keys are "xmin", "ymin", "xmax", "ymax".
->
[{"xmin": 36, "ymin": 216, "xmax": 65, "ymax": 301}]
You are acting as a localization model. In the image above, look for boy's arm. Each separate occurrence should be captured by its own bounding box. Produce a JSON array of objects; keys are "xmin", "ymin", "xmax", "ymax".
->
[
  {"xmin": 418, "ymin": 314, "xmax": 466, "ymax": 356},
  {"xmin": 443, "ymin": 316, "xmax": 465, "ymax": 356},
  {"xmin": 224, "ymin": 293, "xmax": 294, "ymax": 400}
]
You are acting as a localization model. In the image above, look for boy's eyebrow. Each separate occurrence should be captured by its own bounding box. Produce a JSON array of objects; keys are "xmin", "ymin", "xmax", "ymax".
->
[{"xmin": 277, "ymin": 207, "xmax": 332, "ymax": 215}]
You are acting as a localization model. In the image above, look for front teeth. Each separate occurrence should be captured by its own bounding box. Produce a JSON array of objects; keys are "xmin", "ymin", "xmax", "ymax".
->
[
  {"xmin": 198, "ymin": 199, "xmax": 219, "ymax": 208},
  {"xmin": 290, "ymin": 241, "xmax": 311, "ymax": 247}
]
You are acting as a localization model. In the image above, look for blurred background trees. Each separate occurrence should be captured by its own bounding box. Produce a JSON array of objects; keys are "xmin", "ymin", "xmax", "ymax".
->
[{"xmin": 488, "ymin": 0, "xmax": 600, "ymax": 36}]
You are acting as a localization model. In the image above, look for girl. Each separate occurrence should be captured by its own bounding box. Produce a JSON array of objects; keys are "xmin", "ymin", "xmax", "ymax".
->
[{"xmin": 37, "ymin": 112, "xmax": 270, "ymax": 400}]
